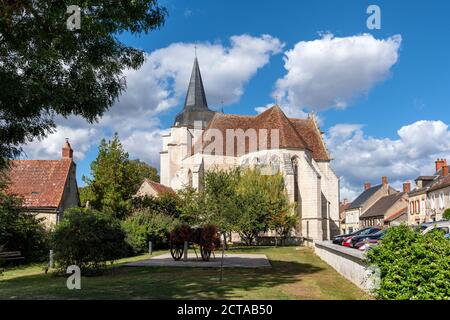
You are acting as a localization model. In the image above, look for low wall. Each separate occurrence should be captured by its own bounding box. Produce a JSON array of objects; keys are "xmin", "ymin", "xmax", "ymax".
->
[{"xmin": 314, "ymin": 241, "xmax": 377, "ymax": 292}]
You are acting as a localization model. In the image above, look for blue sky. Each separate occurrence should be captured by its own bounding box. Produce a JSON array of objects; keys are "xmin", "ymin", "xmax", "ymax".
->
[{"xmin": 23, "ymin": 0, "xmax": 450, "ymax": 200}]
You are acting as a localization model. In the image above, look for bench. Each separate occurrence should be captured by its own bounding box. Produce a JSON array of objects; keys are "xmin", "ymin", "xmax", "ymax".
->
[{"xmin": 0, "ymin": 251, "xmax": 25, "ymax": 262}]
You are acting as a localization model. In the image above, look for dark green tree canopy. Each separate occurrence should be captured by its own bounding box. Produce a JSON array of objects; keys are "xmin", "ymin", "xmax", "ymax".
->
[
  {"xmin": 81, "ymin": 133, "xmax": 159, "ymax": 219},
  {"xmin": 0, "ymin": 0, "xmax": 167, "ymax": 168}
]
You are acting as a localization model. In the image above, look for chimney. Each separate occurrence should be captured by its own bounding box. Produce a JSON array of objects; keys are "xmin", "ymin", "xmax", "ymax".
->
[
  {"xmin": 435, "ymin": 158, "xmax": 447, "ymax": 173},
  {"xmin": 443, "ymin": 165, "xmax": 449, "ymax": 177},
  {"xmin": 364, "ymin": 182, "xmax": 371, "ymax": 190},
  {"xmin": 343, "ymin": 198, "xmax": 348, "ymax": 204},
  {"xmin": 382, "ymin": 176, "xmax": 388, "ymax": 186},
  {"xmin": 62, "ymin": 138, "xmax": 73, "ymax": 159},
  {"xmin": 403, "ymin": 181, "xmax": 411, "ymax": 193}
]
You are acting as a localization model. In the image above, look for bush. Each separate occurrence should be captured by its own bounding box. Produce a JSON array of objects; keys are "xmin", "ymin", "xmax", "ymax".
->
[
  {"xmin": 366, "ymin": 224, "xmax": 450, "ymax": 300},
  {"xmin": 0, "ymin": 192, "xmax": 49, "ymax": 262},
  {"xmin": 123, "ymin": 209, "xmax": 178, "ymax": 253},
  {"xmin": 131, "ymin": 193, "xmax": 181, "ymax": 217},
  {"xmin": 443, "ymin": 208, "xmax": 450, "ymax": 220},
  {"xmin": 51, "ymin": 208, "xmax": 129, "ymax": 273}
]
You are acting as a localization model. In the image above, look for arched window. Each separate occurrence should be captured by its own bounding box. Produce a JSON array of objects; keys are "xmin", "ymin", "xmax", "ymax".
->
[{"xmin": 416, "ymin": 200, "xmax": 420, "ymax": 213}]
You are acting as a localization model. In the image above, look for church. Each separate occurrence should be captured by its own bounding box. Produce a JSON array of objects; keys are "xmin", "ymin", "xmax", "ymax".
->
[{"xmin": 160, "ymin": 58, "xmax": 340, "ymax": 241}]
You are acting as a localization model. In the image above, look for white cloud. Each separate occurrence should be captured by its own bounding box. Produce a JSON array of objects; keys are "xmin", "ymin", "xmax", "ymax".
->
[
  {"xmin": 274, "ymin": 33, "xmax": 402, "ymax": 112},
  {"xmin": 20, "ymin": 34, "xmax": 283, "ymax": 168},
  {"xmin": 22, "ymin": 124, "xmax": 99, "ymax": 161},
  {"xmin": 326, "ymin": 120, "xmax": 450, "ymax": 201}
]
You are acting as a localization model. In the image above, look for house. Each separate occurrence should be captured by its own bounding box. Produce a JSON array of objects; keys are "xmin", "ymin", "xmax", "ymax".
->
[
  {"xmin": 408, "ymin": 159, "xmax": 448, "ymax": 225},
  {"xmin": 5, "ymin": 139, "xmax": 80, "ymax": 228},
  {"xmin": 359, "ymin": 182, "xmax": 409, "ymax": 228},
  {"xmin": 160, "ymin": 57, "xmax": 340, "ymax": 241},
  {"xmin": 135, "ymin": 178, "xmax": 175, "ymax": 198},
  {"xmin": 344, "ymin": 177, "xmax": 396, "ymax": 233},
  {"xmin": 339, "ymin": 199, "xmax": 350, "ymax": 233}
]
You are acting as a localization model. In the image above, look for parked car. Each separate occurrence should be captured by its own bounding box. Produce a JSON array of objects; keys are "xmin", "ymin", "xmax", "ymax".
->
[
  {"xmin": 422, "ymin": 221, "xmax": 450, "ymax": 235},
  {"xmin": 332, "ymin": 227, "xmax": 382, "ymax": 245},
  {"xmin": 352, "ymin": 230, "xmax": 385, "ymax": 248},
  {"xmin": 341, "ymin": 227, "xmax": 382, "ymax": 247},
  {"xmin": 357, "ymin": 241, "xmax": 379, "ymax": 251}
]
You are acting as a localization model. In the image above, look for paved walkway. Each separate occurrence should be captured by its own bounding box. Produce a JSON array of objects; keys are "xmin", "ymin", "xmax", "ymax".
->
[{"xmin": 124, "ymin": 253, "xmax": 271, "ymax": 268}]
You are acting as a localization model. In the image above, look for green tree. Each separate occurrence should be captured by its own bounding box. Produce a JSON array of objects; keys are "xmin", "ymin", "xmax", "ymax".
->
[
  {"xmin": 0, "ymin": 1, "xmax": 167, "ymax": 170},
  {"xmin": 123, "ymin": 208, "xmax": 178, "ymax": 253},
  {"xmin": 0, "ymin": 191, "xmax": 49, "ymax": 261},
  {"xmin": 366, "ymin": 224, "xmax": 450, "ymax": 300},
  {"xmin": 443, "ymin": 208, "xmax": 450, "ymax": 220},
  {"xmin": 236, "ymin": 170, "xmax": 292, "ymax": 245},
  {"xmin": 129, "ymin": 159, "xmax": 160, "ymax": 184},
  {"xmin": 82, "ymin": 133, "xmax": 157, "ymax": 219}
]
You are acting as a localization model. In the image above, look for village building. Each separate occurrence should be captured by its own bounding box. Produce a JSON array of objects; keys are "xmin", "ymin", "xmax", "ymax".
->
[
  {"xmin": 359, "ymin": 182, "xmax": 409, "ymax": 228},
  {"xmin": 344, "ymin": 177, "xmax": 396, "ymax": 233},
  {"xmin": 160, "ymin": 57, "xmax": 340, "ymax": 241},
  {"xmin": 5, "ymin": 140, "xmax": 80, "ymax": 228},
  {"xmin": 339, "ymin": 199, "xmax": 350, "ymax": 234},
  {"xmin": 408, "ymin": 159, "xmax": 449, "ymax": 224},
  {"xmin": 135, "ymin": 178, "xmax": 175, "ymax": 198}
]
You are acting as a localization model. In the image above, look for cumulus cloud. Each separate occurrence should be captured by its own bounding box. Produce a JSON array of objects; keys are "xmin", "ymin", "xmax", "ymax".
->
[
  {"xmin": 326, "ymin": 120, "xmax": 450, "ymax": 201},
  {"xmin": 22, "ymin": 123, "xmax": 99, "ymax": 161},
  {"xmin": 274, "ymin": 33, "xmax": 402, "ymax": 112},
  {"xmin": 21, "ymin": 34, "xmax": 283, "ymax": 166}
]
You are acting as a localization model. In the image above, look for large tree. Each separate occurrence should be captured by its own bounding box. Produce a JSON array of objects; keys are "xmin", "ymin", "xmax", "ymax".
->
[
  {"xmin": 82, "ymin": 133, "xmax": 158, "ymax": 219},
  {"xmin": 0, "ymin": 1, "xmax": 167, "ymax": 169}
]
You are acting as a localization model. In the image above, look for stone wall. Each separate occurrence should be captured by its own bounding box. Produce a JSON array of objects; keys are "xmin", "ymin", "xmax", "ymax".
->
[{"xmin": 314, "ymin": 241, "xmax": 377, "ymax": 292}]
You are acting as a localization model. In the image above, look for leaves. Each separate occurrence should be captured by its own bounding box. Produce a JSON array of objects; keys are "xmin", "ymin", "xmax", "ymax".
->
[
  {"xmin": 366, "ymin": 224, "xmax": 450, "ymax": 300},
  {"xmin": 0, "ymin": 0, "xmax": 167, "ymax": 170},
  {"xmin": 81, "ymin": 133, "xmax": 159, "ymax": 219}
]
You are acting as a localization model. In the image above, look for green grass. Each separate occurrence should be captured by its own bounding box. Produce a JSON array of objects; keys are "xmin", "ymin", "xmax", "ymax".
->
[{"xmin": 0, "ymin": 246, "xmax": 369, "ymax": 300}]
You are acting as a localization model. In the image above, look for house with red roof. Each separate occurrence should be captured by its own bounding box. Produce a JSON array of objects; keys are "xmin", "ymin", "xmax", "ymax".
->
[
  {"xmin": 5, "ymin": 139, "xmax": 80, "ymax": 228},
  {"xmin": 160, "ymin": 58, "xmax": 340, "ymax": 242},
  {"xmin": 135, "ymin": 178, "xmax": 175, "ymax": 198}
]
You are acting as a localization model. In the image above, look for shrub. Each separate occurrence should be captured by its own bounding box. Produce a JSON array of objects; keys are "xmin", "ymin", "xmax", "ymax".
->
[
  {"xmin": 131, "ymin": 193, "xmax": 181, "ymax": 217},
  {"xmin": 51, "ymin": 208, "xmax": 129, "ymax": 273},
  {"xmin": 366, "ymin": 224, "xmax": 450, "ymax": 300},
  {"xmin": 443, "ymin": 208, "xmax": 450, "ymax": 220},
  {"xmin": 0, "ymin": 192, "xmax": 49, "ymax": 262},
  {"xmin": 123, "ymin": 209, "xmax": 178, "ymax": 253}
]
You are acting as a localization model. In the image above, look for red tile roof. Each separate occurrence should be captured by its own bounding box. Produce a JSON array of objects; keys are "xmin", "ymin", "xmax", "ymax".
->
[
  {"xmin": 6, "ymin": 159, "xmax": 73, "ymax": 209},
  {"xmin": 385, "ymin": 207, "xmax": 408, "ymax": 222},
  {"xmin": 195, "ymin": 105, "xmax": 331, "ymax": 161},
  {"xmin": 145, "ymin": 179, "xmax": 175, "ymax": 195}
]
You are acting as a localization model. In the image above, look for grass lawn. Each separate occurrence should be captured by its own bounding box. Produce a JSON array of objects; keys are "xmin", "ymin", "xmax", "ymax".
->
[{"xmin": 0, "ymin": 246, "xmax": 370, "ymax": 300}]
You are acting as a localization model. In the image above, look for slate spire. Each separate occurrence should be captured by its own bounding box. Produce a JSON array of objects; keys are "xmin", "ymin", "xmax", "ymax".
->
[
  {"xmin": 183, "ymin": 57, "xmax": 208, "ymax": 111},
  {"xmin": 173, "ymin": 57, "xmax": 215, "ymax": 127}
]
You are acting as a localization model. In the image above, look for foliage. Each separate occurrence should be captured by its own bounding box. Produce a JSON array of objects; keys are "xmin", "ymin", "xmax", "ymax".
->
[
  {"xmin": 443, "ymin": 208, "xmax": 450, "ymax": 220},
  {"xmin": 236, "ymin": 170, "xmax": 293, "ymax": 245},
  {"xmin": 51, "ymin": 207, "xmax": 129, "ymax": 273},
  {"xmin": 177, "ymin": 168, "xmax": 294, "ymax": 245},
  {"xmin": 0, "ymin": 0, "xmax": 167, "ymax": 171},
  {"xmin": 366, "ymin": 224, "xmax": 450, "ymax": 300},
  {"xmin": 131, "ymin": 193, "xmax": 180, "ymax": 217},
  {"xmin": 270, "ymin": 211, "xmax": 298, "ymax": 245},
  {"xmin": 81, "ymin": 134, "xmax": 158, "ymax": 219},
  {"xmin": 123, "ymin": 209, "xmax": 178, "ymax": 253},
  {"xmin": 0, "ymin": 191, "xmax": 49, "ymax": 262},
  {"xmin": 129, "ymin": 159, "xmax": 160, "ymax": 184}
]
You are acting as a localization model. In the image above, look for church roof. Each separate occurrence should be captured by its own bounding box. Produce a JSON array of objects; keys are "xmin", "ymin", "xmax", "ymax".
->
[
  {"xmin": 173, "ymin": 57, "xmax": 215, "ymax": 127},
  {"xmin": 195, "ymin": 105, "xmax": 331, "ymax": 161},
  {"xmin": 5, "ymin": 159, "xmax": 74, "ymax": 209}
]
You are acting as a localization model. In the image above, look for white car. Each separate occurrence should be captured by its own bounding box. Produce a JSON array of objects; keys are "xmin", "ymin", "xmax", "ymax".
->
[{"xmin": 421, "ymin": 221, "xmax": 450, "ymax": 235}]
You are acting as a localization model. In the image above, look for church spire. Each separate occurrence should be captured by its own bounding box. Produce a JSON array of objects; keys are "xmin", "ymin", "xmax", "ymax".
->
[
  {"xmin": 183, "ymin": 57, "xmax": 208, "ymax": 111},
  {"xmin": 173, "ymin": 57, "xmax": 215, "ymax": 127}
]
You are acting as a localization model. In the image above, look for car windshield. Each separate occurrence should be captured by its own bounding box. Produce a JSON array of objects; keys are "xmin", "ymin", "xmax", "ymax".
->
[{"xmin": 359, "ymin": 228, "xmax": 378, "ymax": 235}]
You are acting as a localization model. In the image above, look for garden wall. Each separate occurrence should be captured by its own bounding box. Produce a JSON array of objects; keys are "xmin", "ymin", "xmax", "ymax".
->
[{"xmin": 314, "ymin": 241, "xmax": 376, "ymax": 292}]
